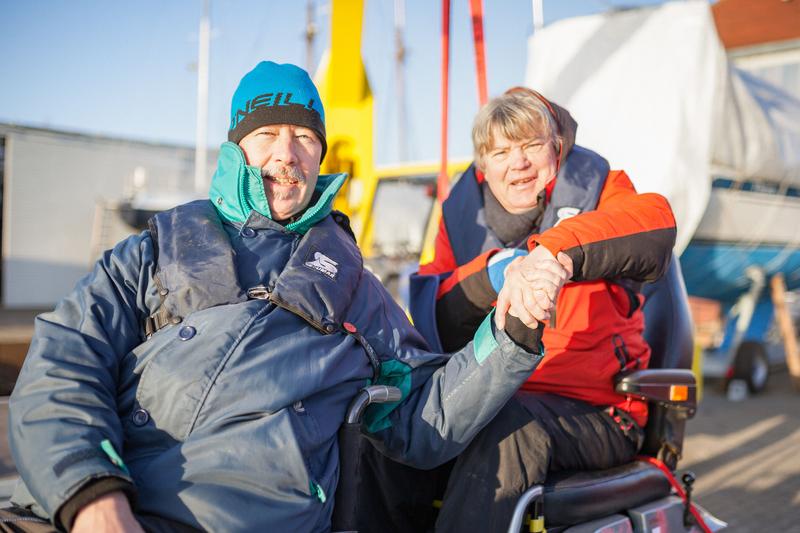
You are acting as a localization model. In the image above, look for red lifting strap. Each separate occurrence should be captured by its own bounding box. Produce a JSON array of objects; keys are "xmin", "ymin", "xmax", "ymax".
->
[
  {"xmin": 636, "ymin": 456, "xmax": 712, "ymax": 533},
  {"xmin": 469, "ymin": 0, "xmax": 488, "ymax": 107},
  {"xmin": 437, "ymin": 0, "xmax": 452, "ymax": 204}
]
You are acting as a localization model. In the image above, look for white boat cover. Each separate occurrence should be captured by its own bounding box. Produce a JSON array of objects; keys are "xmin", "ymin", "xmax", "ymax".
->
[{"xmin": 525, "ymin": 0, "xmax": 800, "ymax": 252}]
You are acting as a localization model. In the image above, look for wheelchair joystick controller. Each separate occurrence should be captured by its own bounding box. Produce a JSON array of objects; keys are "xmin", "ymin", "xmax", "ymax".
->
[{"xmin": 681, "ymin": 471, "xmax": 696, "ymax": 528}]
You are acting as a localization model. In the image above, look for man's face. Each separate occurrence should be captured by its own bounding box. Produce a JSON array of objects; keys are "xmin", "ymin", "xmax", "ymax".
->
[
  {"xmin": 481, "ymin": 132, "xmax": 558, "ymax": 214},
  {"xmin": 238, "ymin": 124, "xmax": 322, "ymax": 220}
]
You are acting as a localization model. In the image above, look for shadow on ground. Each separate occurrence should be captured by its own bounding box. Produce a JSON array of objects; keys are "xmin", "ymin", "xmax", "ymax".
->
[{"xmin": 681, "ymin": 369, "xmax": 800, "ymax": 532}]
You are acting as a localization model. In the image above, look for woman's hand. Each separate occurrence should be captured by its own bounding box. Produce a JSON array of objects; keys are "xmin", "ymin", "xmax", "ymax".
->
[{"xmin": 495, "ymin": 246, "xmax": 572, "ymax": 330}]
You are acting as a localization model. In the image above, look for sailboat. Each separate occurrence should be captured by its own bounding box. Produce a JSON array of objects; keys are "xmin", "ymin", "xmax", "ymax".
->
[{"xmin": 524, "ymin": 1, "xmax": 800, "ymax": 390}]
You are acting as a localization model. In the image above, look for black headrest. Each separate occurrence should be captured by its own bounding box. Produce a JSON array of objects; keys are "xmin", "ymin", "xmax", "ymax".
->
[{"xmin": 640, "ymin": 255, "xmax": 694, "ymax": 370}]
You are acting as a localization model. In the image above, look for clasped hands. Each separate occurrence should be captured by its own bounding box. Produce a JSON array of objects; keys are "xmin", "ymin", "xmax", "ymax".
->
[{"xmin": 494, "ymin": 245, "xmax": 573, "ymax": 330}]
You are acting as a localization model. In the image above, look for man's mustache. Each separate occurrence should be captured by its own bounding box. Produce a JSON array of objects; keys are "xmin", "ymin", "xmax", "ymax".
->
[{"xmin": 262, "ymin": 164, "xmax": 306, "ymax": 183}]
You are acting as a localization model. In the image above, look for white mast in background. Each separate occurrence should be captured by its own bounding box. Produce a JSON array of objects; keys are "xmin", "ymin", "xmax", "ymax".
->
[
  {"xmin": 305, "ymin": 0, "xmax": 318, "ymax": 73},
  {"xmin": 395, "ymin": 0, "xmax": 408, "ymax": 161},
  {"xmin": 532, "ymin": 0, "xmax": 544, "ymax": 30},
  {"xmin": 194, "ymin": 0, "xmax": 211, "ymax": 194}
]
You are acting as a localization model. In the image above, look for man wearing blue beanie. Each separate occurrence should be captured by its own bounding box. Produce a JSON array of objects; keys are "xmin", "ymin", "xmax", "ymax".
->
[
  {"xmin": 4, "ymin": 61, "xmax": 547, "ymax": 532},
  {"xmin": 213, "ymin": 61, "xmax": 332, "ymax": 227}
]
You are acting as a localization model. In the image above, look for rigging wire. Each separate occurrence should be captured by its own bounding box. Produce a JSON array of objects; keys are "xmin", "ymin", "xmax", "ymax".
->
[
  {"xmin": 469, "ymin": 0, "xmax": 488, "ymax": 107},
  {"xmin": 438, "ymin": 0, "xmax": 451, "ymax": 203}
]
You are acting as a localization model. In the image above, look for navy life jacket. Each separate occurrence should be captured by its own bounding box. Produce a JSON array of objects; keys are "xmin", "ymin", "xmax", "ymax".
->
[{"xmin": 143, "ymin": 200, "xmax": 360, "ymax": 339}]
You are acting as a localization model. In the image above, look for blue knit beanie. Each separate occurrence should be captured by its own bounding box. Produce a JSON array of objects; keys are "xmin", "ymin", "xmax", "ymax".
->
[{"xmin": 228, "ymin": 61, "xmax": 327, "ymax": 160}]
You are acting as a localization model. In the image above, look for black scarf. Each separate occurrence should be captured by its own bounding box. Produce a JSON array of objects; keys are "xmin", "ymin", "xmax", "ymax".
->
[{"xmin": 482, "ymin": 182, "xmax": 546, "ymax": 247}]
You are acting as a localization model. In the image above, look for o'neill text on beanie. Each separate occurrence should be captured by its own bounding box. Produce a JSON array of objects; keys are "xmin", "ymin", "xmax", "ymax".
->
[{"xmin": 228, "ymin": 61, "xmax": 327, "ymax": 160}]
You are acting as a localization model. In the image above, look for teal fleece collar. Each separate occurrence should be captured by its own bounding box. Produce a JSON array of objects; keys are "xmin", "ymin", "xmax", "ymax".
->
[{"xmin": 209, "ymin": 141, "xmax": 346, "ymax": 235}]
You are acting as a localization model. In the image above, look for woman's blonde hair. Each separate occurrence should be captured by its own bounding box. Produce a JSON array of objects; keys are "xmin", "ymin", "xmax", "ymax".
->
[{"xmin": 472, "ymin": 89, "xmax": 561, "ymax": 170}]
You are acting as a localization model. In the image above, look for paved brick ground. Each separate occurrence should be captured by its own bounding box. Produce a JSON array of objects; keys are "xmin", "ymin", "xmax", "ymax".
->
[{"xmin": 681, "ymin": 370, "xmax": 800, "ymax": 532}]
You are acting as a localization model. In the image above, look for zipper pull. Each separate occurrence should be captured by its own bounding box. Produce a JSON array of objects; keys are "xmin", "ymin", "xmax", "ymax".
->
[{"xmin": 247, "ymin": 285, "xmax": 270, "ymax": 300}]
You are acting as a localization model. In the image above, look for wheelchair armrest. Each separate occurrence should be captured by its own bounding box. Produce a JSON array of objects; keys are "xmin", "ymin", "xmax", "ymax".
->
[
  {"xmin": 344, "ymin": 385, "xmax": 403, "ymax": 424},
  {"xmin": 615, "ymin": 369, "xmax": 697, "ymax": 410},
  {"xmin": 334, "ymin": 385, "xmax": 403, "ymax": 532}
]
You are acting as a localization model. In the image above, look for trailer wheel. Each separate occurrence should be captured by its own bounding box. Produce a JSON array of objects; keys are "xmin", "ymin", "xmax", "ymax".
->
[{"xmin": 730, "ymin": 341, "xmax": 769, "ymax": 394}]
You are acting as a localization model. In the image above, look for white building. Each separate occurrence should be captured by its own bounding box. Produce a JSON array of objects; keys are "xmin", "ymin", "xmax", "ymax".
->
[
  {"xmin": 0, "ymin": 124, "xmax": 216, "ymax": 308},
  {"xmin": 713, "ymin": 0, "xmax": 800, "ymax": 101}
]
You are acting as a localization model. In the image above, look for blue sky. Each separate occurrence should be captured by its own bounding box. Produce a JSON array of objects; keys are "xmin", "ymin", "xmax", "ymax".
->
[{"xmin": 0, "ymin": 0, "xmax": 666, "ymax": 165}]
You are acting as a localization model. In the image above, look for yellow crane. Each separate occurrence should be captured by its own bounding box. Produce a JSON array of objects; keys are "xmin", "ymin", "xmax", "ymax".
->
[
  {"xmin": 314, "ymin": 0, "xmax": 375, "ymax": 249},
  {"xmin": 315, "ymin": 0, "xmax": 469, "ymax": 263}
]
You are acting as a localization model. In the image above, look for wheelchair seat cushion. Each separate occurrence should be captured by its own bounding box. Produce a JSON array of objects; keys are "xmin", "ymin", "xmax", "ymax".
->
[{"xmin": 543, "ymin": 461, "xmax": 671, "ymax": 526}]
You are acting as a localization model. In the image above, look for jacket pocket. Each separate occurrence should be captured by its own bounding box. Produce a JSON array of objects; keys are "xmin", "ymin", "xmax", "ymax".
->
[
  {"xmin": 289, "ymin": 401, "xmax": 334, "ymax": 504},
  {"xmin": 606, "ymin": 281, "xmax": 640, "ymax": 318}
]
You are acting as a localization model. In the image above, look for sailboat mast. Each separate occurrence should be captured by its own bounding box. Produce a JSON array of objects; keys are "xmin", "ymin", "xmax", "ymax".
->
[
  {"xmin": 395, "ymin": 0, "xmax": 408, "ymax": 162},
  {"xmin": 532, "ymin": 0, "xmax": 544, "ymax": 30},
  {"xmin": 194, "ymin": 0, "xmax": 210, "ymax": 194},
  {"xmin": 305, "ymin": 0, "xmax": 317, "ymax": 73}
]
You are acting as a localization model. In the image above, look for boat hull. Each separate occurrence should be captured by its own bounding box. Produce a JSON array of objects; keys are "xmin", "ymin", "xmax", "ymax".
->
[{"xmin": 680, "ymin": 183, "xmax": 800, "ymax": 304}]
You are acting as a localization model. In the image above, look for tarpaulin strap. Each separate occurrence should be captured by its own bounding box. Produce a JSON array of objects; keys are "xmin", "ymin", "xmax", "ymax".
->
[
  {"xmin": 469, "ymin": 0, "xmax": 488, "ymax": 107},
  {"xmin": 636, "ymin": 456, "xmax": 712, "ymax": 533},
  {"xmin": 438, "ymin": 0, "xmax": 451, "ymax": 204}
]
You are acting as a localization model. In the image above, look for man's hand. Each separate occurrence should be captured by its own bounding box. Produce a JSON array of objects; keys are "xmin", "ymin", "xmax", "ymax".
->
[
  {"xmin": 72, "ymin": 491, "xmax": 144, "ymax": 533},
  {"xmin": 495, "ymin": 246, "xmax": 572, "ymax": 330}
]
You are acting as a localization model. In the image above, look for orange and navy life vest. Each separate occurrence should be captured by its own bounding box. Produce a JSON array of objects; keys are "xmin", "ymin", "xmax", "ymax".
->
[{"xmin": 410, "ymin": 146, "xmax": 658, "ymax": 426}]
